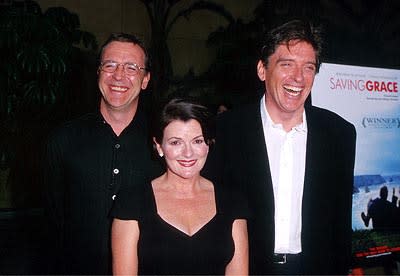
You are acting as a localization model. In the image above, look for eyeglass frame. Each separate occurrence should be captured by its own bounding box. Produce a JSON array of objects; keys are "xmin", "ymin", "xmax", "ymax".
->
[{"xmin": 98, "ymin": 60, "xmax": 148, "ymax": 76}]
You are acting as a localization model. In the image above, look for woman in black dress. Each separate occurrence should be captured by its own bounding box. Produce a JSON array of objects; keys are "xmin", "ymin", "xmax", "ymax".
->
[{"xmin": 111, "ymin": 98, "xmax": 248, "ymax": 275}]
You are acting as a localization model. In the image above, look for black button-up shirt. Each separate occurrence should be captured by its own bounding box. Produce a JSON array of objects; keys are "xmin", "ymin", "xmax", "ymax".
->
[{"xmin": 44, "ymin": 103, "xmax": 159, "ymax": 274}]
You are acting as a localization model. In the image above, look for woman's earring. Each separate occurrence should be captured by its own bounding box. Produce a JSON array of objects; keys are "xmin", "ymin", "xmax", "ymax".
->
[{"xmin": 159, "ymin": 152, "xmax": 164, "ymax": 157}]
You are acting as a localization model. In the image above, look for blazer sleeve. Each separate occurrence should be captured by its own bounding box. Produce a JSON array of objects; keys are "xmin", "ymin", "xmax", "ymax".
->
[{"xmin": 336, "ymin": 121, "xmax": 357, "ymax": 273}]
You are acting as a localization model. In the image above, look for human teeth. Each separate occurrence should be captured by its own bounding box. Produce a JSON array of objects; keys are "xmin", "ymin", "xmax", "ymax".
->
[
  {"xmin": 111, "ymin": 86, "xmax": 128, "ymax": 92},
  {"xmin": 284, "ymin": 85, "xmax": 302, "ymax": 92},
  {"xmin": 283, "ymin": 85, "xmax": 302, "ymax": 96}
]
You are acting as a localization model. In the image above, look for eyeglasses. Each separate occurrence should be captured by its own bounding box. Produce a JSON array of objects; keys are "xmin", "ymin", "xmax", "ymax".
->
[{"xmin": 99, "ymin": 61, "xmax": 147, "ymax": 76}]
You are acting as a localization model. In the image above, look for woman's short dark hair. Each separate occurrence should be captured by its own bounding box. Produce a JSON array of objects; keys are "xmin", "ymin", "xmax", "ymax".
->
[
  {"xmin": 260, "ymin": 19, "xmax": 323, "ymax": 72},
  {"xmin": 98, "ymin": 32, "xmax": 151, "ymax": 71},
  {"xmin": 152, "ymin": 98, "xmax": 214, "ymax": 145}
]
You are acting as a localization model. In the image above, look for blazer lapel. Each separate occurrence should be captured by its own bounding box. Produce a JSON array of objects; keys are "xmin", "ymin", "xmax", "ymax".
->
[
  {"xmin": 244, "ymin": 103, "xmax": 275, "ymax": 231},
  {"xmin": 247, "ymin": 103, "xmax": 273, "ymax": 192}
]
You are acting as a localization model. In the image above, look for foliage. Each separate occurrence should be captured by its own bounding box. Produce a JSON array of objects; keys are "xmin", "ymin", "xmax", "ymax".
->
[
  {"xmin": 203, "ymin": 19, "xmax": 264, "ymax": 106},
  {"xmin": 137, "ymin": 0, "xmax": 234, "ymax": 101},
  {"xmin": 0, "ymin": 0, "xmax": 97, "ymax": 207},
  {"xmin": 0, "ymin": 2, "xmax": 97, "ymax": 120}
]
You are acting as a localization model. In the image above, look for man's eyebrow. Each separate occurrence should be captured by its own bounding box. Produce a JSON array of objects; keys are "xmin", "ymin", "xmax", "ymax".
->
[
  {"xmin": 276, "ymin": 58, "xmax": 316, "ymax": 66},
  {"xmin": 276, "ymin": 58, "xmax": 294, "ymax": 63},
  {"xmin": 305, "ymin": 61, "xmax": 317, "ymax": 67}
]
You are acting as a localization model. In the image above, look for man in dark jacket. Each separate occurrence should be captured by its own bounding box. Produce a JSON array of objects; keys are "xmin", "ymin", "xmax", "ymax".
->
[{"xmin": 214, "ymin": 20, "xmax": 356, "ymax": 275}]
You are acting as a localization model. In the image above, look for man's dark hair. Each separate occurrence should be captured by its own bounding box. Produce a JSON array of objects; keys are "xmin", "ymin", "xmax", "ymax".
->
[
  {"xmin": 260, "ymin": 20, "xmax": 323, "ymax": 72},
  {"xmin": 98, "ymin": 32, "xmax": 151, "ymax": 71},
  {"xmin": 152, "ymin": 98, "xmax": 214, "ymax": 146}
]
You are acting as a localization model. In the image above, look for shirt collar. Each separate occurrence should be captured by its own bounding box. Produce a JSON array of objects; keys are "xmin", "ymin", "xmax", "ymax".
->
[
  {"xmin": 260, "ymin": 94, "xmax": 307, "ymax": 133},
  {"xmin": 95, "ymin": 101, "xmax": 148, "ymax": 135}
]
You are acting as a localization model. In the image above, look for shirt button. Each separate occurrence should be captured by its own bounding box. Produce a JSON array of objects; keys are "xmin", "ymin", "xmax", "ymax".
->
[
  {"xmin": 113, "ymin": 168, "xmax": 119, "ymax": 174},
  {"xmin": 112, "ymin": 194, "xmax": 116, "ymax": 200},
  {"xmin": 115, "ymin": 143, "xmax": 120, "ymax": 149}
]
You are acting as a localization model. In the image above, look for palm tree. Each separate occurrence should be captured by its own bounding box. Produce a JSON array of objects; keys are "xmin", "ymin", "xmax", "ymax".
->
[
  {"xmin": 0, "ymin": 0, "xmax": 97, "ymax": 207},
  {"xmin": 137, "ymin": 0, "xmax": 234, "ymax": 100},
  {"xmin": 204, "ymin": 19, "xmax": 263, "ymax": 105}
]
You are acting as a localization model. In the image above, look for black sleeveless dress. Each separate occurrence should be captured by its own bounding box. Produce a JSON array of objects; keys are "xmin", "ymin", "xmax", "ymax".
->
[{"xmin": 111, "ymin": 182, "xmax": 248, "ymax": 275}]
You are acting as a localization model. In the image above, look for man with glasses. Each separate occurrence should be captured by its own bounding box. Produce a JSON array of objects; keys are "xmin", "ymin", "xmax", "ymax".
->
[{"xmin": 44, "ymin": 33, "xmax": 158, "ymax": 274}]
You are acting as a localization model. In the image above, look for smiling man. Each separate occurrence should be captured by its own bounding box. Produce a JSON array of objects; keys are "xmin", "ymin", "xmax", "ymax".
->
[
  {"xmin": 44, "ymin": 33, "xmax": 158, "ymax": 274},
  {"xmin": 213, "ymin": 20, "xmax": 356, "ymax": 274}
]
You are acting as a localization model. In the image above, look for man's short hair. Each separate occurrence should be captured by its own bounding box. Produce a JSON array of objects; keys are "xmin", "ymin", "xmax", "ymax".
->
[
  {"xmin": 99, "ymin": 33, "xmax": 151, "ymax": 71},
  {"xmin": 260, "ymin": 20, "xmax": 323, "ymax": 72}
]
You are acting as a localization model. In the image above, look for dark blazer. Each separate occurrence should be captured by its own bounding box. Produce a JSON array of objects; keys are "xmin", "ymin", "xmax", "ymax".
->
[{"xmin": 212, "ymin": 100, "xmax": 356, "ymax": 275}]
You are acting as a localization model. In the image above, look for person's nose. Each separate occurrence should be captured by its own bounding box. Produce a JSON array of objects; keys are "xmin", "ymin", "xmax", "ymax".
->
[
  {"xmin": 292, "ymin": 66, "xmax": 304, "ymax": 82},
  {"xmin": 112, "ymin": 64, "xmax": 125, "ymax": 80},
  {"xmin": 182, "ymin": 143, "xmax": 193, "ymax": 158}
]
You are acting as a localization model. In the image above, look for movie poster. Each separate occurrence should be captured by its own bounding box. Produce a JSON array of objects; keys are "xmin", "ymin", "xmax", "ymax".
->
[{"xmin": 312, "ymin": 63, "xmax": 400, "ymax": 261}]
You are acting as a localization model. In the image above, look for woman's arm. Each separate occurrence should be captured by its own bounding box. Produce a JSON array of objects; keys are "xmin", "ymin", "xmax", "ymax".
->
[
  {"xmin": 225, "ymin": 219, "xmax": 248, "ymax": 275},
  {"xmin": 112, "ymin": 218, "xmax": 140, "ymax": 275}
]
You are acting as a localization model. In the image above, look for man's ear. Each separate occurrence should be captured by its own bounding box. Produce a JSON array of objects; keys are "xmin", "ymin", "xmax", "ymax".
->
[
  {"xmin": 257, "ymin": 60, "xmax": 266, "ymax": 81},
  {"xmin": 141, "ymin": 72, "xmax": 151, "ymax": 90}
]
